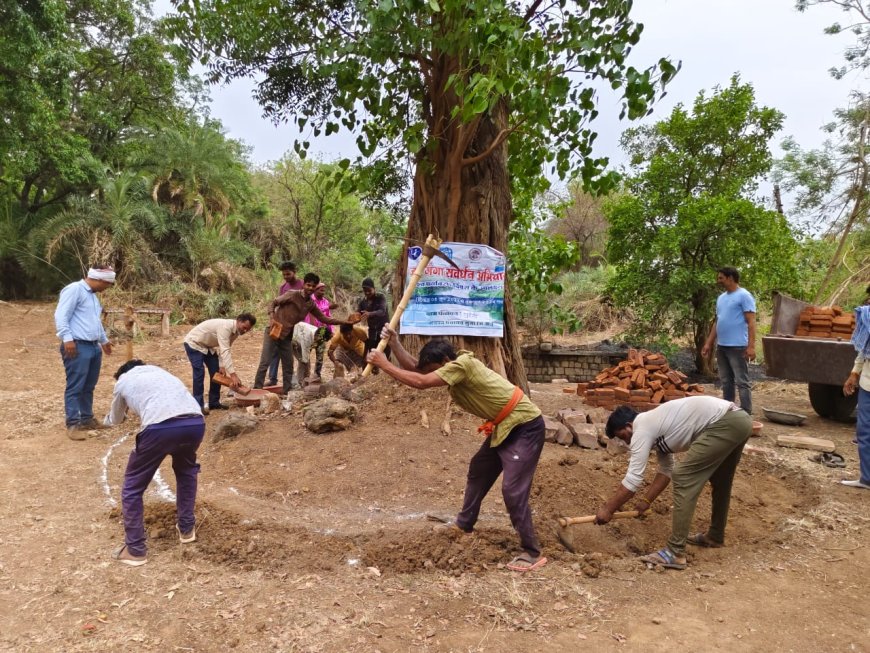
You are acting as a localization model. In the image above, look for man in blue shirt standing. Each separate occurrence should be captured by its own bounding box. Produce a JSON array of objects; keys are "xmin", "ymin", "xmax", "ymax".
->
[
  {"xmin": 54, "ymin": 266, "xmax": 115, "ymax": 439},
  {"xmin": 701, "ymin": 267, "xmax": 757, "ymax": 414}
]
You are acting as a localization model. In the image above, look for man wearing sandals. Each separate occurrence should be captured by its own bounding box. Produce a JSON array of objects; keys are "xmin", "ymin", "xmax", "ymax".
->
[
  {"xmin": 104, "ymin": 360, "xmax": 205, "ymax": 566},
  {"xmin": 367, "ymin": 327, "xmax": 548, "ymax": 572},
  {"xmin": 595, "ymin": 396, "xmax": 752, "ymax": 570}
]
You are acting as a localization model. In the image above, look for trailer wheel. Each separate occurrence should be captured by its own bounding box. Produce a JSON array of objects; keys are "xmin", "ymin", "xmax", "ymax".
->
[{"xmin": 807, "ymin": 382, "xmax": 857, "ymax": 423}]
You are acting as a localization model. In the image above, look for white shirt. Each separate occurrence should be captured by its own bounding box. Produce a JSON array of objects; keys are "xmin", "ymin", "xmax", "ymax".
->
[
  {"xmin": 622, "ymin": 396, "xmax": 736, "ymax": 492},
  {"xmin": 292, "ymin": 322, "xmax": 318, "ymax": 364},
  {"xmin": 104, "ymin": 365, "xmax": 202, "ymax": 429}
]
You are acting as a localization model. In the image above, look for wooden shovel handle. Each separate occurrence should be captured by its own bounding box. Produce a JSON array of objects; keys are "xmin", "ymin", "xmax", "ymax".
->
[{"xmin": 557, "ymin": 510, "xmax": 640, "ymax": 527}]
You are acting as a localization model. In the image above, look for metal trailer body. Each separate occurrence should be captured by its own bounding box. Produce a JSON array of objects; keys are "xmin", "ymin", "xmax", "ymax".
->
[{"xmin": 761, "ymin": 292, "xmax": 857, "ymax": 422}]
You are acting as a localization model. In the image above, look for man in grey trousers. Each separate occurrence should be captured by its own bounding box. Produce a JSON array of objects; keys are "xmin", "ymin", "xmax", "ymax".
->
[{"xmin": 595, "ymin": 396, "xmax": 752, "ymax": 570}]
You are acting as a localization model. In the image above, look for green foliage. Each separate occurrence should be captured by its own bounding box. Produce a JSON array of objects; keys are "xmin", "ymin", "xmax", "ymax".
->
[
  {"xmin": 606, "ymin": 78, "xmax": 800, "ymax": 367},
  {"xmin": 776, "ymin": 97, "xmax": 870, "ymax": 303},
  {"xmin": 249, "ymin": 154, "xmax": 405, "ymax": 286},
  {"xmin": 796, "ymin": 1, "xmax": 870, "ymax": 79},
  {"xmin": 510, "ymin": 194, "xmax": 582, "ymax": 341},
  {"xmin": 172, "ymin": 0, "xmax": 676, "ymax": 189}
]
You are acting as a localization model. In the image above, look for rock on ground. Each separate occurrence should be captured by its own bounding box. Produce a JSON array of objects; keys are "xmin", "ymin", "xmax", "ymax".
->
[
  {"xmin": 304, "ymin": 397, "xmax": 358, "ymax": 433},
  {"xmin": 213, "ymin": 414, "xmax": 258, "ymax": 443}
]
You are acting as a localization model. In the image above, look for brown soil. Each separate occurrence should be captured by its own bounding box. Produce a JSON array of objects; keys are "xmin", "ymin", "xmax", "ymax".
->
[{"xmin": 0, "ymin": 301, "xmax": 867, "ymax": 652}]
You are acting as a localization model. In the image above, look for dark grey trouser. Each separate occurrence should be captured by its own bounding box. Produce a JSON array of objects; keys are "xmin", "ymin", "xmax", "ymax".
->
[
  {"xmin": 667, "ymin": 409, "xmax": 752, "ymax": 555},
  {"xmin": 456, "ymin": 415, "xmax": 546, "ymax": 557},
  {"xmin": 717, "ymin": 345, "xmax": 752, "ymax": 414},
  {"xmin": 253, "ymin": 328, "xmax": 294, "ymax": 392}
]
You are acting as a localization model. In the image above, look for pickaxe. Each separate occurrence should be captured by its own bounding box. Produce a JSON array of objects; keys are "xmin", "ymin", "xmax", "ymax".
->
[{"xmin": 361, "ymin": 234, "xmax": 460, "ymax": 378}]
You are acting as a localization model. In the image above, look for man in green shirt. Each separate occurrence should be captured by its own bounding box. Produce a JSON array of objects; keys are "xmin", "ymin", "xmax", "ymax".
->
[{"xmin": 368, "ymin": 327, "xmax": 547, "ymax": 572}]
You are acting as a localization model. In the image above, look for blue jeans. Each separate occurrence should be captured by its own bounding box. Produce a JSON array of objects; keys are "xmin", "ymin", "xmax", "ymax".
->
[
  {"xmin": 856, "ymin": 388, "xmax": 870, "ymax": 484},
  {"xmin": 61, "ymin": 340, "xmax": 102, "ymax": 426},
  {"xmin": 121, "ymin": 416, "xmax": 205, "ymax": 556},
  {"xmin": 184, "ymin": 343, "xmax": 220, "ymax": 409},
  {"xmin": 716, "ymin": 346, "xmax": 752, "ymax": 415}
]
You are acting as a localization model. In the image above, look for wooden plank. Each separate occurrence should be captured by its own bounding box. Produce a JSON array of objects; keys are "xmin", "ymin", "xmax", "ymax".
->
[{"xmin": 776, "ymin": 435, "xmax": 836, "ymax": 452}]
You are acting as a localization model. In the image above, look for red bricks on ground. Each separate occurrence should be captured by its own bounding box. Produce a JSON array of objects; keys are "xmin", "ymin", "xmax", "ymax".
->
[{"xmin": 578, "ymin": 348, "xmax": 704, "ymax": 411}]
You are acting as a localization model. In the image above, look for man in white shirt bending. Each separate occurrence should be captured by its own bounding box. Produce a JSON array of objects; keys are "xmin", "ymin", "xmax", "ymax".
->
[
  {"xmin": 594, "ymin": 396, "xmax": 752, "ymax": 570},
  {"xmin": 103, "ymin": 360, "xmax": 205, "ymax": 567}
]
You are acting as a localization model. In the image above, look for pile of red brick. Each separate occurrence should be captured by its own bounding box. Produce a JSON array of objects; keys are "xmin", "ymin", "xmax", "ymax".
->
[
  {"xmin": 578, "ymin": 348, "xmax": 704, "ymax": 411},
  {"xmin": 794, "ymin": 305, "xmax": 855, "ymax": 339}
]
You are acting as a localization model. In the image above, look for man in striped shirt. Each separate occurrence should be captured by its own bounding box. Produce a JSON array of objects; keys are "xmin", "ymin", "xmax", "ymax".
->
[{"xmin": 595, "ymin": 396, "xmax": 752, "ymax": 570}]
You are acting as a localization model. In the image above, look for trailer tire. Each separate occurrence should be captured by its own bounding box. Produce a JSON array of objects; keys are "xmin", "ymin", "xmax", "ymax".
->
[{"xmin": 807, "ymin": 382, "xmax": 857, "ymax": 423}]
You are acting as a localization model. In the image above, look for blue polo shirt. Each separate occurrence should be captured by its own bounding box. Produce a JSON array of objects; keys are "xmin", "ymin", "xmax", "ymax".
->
[{"xmin": 716, "ymin": 287, "xmax": 756, "ymax": 347}]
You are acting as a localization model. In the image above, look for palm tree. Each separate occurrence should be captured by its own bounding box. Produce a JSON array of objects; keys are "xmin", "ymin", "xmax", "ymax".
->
[
  {"xmin": 37, "ymin": 171, "xmax": 169, "ymax": 284},
  {"xmin": 141, "ymin": 118, "xmax": 252, "ymax": 236}
]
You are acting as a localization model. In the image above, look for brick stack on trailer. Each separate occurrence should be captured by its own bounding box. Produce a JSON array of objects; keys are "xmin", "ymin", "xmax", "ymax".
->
[
  {"xmin": 578, "ymin": 348, "xmax": 704, "ymax": 411},
  {"xmin": 794, "ymin": 306, "xmax": 855, "ymax": 339}
]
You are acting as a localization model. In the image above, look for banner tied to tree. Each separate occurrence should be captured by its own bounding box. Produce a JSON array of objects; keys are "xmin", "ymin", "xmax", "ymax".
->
[{"xmin": 401, "ymin": 242, "xmax": 505, "ymax": 337}]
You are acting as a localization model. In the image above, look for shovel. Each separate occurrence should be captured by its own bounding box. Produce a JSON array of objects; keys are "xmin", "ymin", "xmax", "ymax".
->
[{"xmin": 555, "ymin": 510, "xmax": 641, "ymax": 553}]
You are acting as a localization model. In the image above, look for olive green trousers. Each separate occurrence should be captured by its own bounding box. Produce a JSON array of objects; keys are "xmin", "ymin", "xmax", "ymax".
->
[{"xmin": 667, "ymin": 409, "xmax": 753, "ymax": 555}]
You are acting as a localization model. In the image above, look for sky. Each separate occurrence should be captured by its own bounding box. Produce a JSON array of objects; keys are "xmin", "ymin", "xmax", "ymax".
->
[{"xmin": 158, "ymin": 0, "xmax": 860, "ymax": 174}]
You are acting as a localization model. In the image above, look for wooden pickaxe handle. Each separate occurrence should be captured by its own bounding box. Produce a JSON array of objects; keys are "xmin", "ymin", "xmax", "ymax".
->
[
  {"xmin": 557, "ymin": 510, "xmax": 640, "ymax": 527},
  {"xmin": 361, "ymin": 233, "xmax": 441, "ymax": 378}
]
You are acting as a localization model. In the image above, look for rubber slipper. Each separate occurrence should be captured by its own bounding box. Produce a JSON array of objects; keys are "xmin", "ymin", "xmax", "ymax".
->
[
  {"xmin": 506, "ymin": 554, "xmax": 548, "ymax": 572},
  {"xmin": 840, "ymin": 479, "xmax": 870, "ymax": 489},
  {"xmin": 810, "ymin": 452, "xmax": 846, "ymax": 469},
  {"xmin": 639, "ymin": 548, "xmax": 686, "ymax": 570},
  {"xmin": 687, "ymin": 532, "xmax": 724, "ymax": 548},
  {"xmin": 112, "ymin": 544, "xmax": 147, "ymax": 567}
]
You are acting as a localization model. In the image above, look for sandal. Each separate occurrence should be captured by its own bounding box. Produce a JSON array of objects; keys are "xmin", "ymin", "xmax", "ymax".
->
[
  {"xmin": 639, "ymin": 547, "xmax": 686, "ymax": 570},
  {"xmin": 810, "ymin": 452, "xmax": 846, "ymax": 469},
  {"xmin": 506, "ymin": 552, "xmax": 548, "ymax": 572},
  {"xmin": 112, "ymin": 544, "xmax": 147, "ymax": 567},
  {"xmin": 687, "ymin": 532, "xmax": 724, "ymax": 548}
]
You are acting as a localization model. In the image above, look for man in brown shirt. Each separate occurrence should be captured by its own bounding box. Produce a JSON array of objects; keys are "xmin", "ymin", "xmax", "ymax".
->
[{"xmin": 253, "ymin": 273, "xmax": 347, "ymax": 391}]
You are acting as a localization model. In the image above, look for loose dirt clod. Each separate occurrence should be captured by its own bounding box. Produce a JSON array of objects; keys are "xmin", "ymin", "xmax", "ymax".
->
[
  {"xmin": 212, "ymin": 414, "xmax": 258, "ymax": 442},
  {"xmin": 303, "ymin": 397, "xmax": 357, "ymax": 433}
]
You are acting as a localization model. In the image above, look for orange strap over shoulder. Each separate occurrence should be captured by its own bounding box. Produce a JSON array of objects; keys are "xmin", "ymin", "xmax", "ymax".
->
[{"xmin": 478, "ymin": 386, "xmax": 524, "ymax": 437}]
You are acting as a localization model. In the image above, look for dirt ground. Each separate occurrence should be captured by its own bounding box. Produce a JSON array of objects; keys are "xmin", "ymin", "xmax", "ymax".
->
[{"xmin": 0, "ymin": 301, "xmax": 867, "ymax": 653}]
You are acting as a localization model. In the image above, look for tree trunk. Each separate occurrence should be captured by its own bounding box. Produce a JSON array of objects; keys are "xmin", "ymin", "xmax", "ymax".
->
[{"xmin": 395, "ymin": 97, "xmax": 529, "ymax": 391}]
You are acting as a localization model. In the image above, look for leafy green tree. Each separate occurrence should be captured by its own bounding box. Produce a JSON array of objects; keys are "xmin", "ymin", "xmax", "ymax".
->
[
  {"xmin": 777, "ymin": 96, "xmax": 870, "ymax": 303},
  {"xmin": 545, "ymin": 183, "xmax": 610, "ymax": 268},
  {"xmin": 606, "ymin": 77, "xmax": 800, "ymax": 372},
  {"xmin": 171, "ymin": 0, "xmax": 677, "ymax": 387},
  {"xmin": 36, "ymin": 171, "xmax": 168, "ymax": 284},
  {"xmin": 249, "ymin": 154, "xmax": 403, "ymax": 286},
  {"xmin": 797, "ymin": 0, "xmax": 870, "ymax": 79},
  {"xmin": 138, "ymin": 117, "xmax": 252, "ymax": 235}
]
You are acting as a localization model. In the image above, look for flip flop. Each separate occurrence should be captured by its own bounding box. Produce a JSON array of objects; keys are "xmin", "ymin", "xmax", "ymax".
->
[
  {"xmin": 810, "ymin": 452, "xmax": 846, "ymax": 469},
  {"xmin": 506, "ymin": 553, "xmax": 548, "ymax": 572},
  {"xmin": 639, "ymin": 547, "xmax": 687, "ymax": 570},
  {"xmin": 687, "ymin": 532, "xmax": 724, "ymax": 548},
  {"xmin": 112, "ymin": 544, "xmax": 147, "ymax": 567}
]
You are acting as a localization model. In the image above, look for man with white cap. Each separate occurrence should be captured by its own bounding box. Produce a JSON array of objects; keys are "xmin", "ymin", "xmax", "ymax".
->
[{"xmin": 54, "ymin": 265, "xmax": 115, "ymax": 439}]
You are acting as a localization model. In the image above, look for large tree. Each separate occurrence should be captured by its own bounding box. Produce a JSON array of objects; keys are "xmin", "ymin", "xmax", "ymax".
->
[
  {"xmin": 777, "ymin": 96, "xmax": 870, "ymax": 303},
  {"xmin": 171, "ymin": 0, "xmax": 676, "ymax": 387},
  {"xmin": 606, "ymin": 77, "xmax": 800, "ymax": 372}
]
